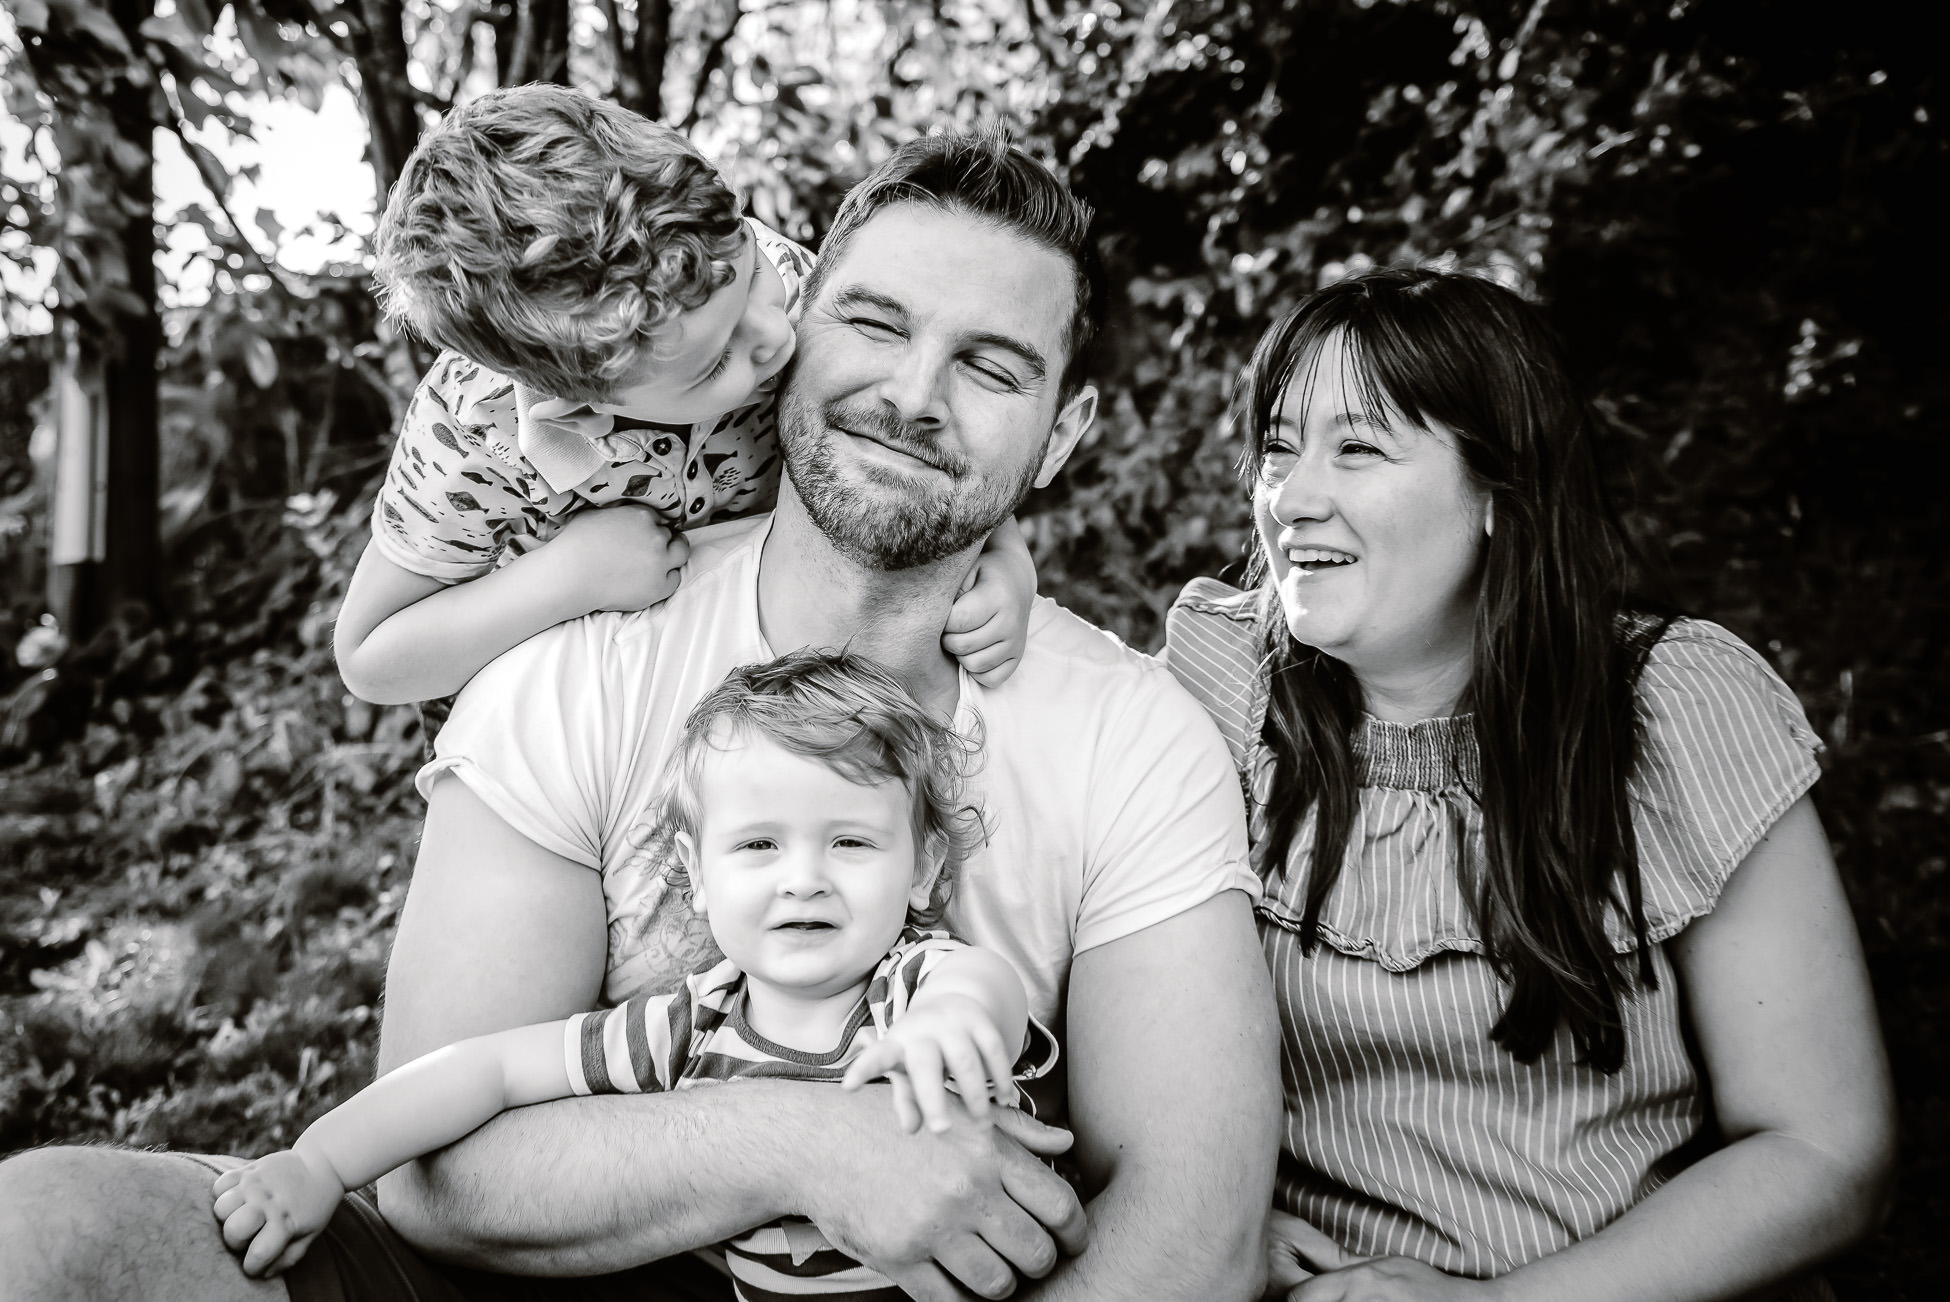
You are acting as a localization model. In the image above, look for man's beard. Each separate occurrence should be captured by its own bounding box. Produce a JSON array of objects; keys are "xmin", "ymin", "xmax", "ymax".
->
[{"xmin": 779, "ymin": 389, "xmax": 1046, "ymax": 572}]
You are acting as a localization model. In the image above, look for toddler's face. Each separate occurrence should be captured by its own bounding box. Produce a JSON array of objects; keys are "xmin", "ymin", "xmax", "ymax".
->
[
  {"xmin": 682, "ymin": 730, "xmax": 929, "ymax": 1003},
  {"xmin": 600, "ymin": 226, "xmax": 797, "ymax": 423}
]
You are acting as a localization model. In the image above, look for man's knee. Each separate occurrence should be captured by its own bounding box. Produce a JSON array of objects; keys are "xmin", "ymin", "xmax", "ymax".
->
[{"xmin": 0, "ymin": 1144, "xmax": 256, "ymax": 1300}]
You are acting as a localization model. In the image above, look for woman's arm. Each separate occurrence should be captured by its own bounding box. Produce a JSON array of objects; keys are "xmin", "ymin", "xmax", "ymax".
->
[{"xmin": 1294, "ymin": 796, "xmax": 1896, "ymax": 1302}]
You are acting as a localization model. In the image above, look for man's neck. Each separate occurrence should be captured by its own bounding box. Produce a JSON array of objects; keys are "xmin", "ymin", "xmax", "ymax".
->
[{"xmin": 756, "ymin": 489, "xmax": 974, "ymax": 720}]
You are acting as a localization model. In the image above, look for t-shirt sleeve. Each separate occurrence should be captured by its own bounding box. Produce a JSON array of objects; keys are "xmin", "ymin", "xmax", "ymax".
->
[
  {"xmin": 1074, "ymin": 667, "xmax": 1260, "ymax": 955},
  {"xmin": 748, "ymin": 218, "xmax": 816, "ymax": 316},
  {"xmin": 415, "ymin": 616, "xmax": 629, "ymax": 869},
  {"xmin": 563, "ymin": 989, "xmax": 684, "ymax": 1094},
  {"xmin": 372, "ymin": 355, "xmax": 544, "ymax": 582},
  {"xmin": 1615, "ymin": 619, "xmax": 1825, "ymax": 947}
]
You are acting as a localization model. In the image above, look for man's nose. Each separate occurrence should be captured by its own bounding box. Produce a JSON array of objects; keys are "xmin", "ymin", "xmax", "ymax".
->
[{"xmin": 876, "ymin": 343, "xmax": 949, "ymax": 427}]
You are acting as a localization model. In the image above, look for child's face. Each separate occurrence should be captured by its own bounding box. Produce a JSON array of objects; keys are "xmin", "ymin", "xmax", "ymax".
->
[
  {"xmin": 681, "ymin": 729, "xmax": 931, "ymax": 1002},
  {"xmin": 598, "ymin": 227, "xmax": 797, "ymax": 423}
]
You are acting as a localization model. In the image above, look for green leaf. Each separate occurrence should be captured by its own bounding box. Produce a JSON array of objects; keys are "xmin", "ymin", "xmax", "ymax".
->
[{"xmin": 244, "ymin": 334, "xmax": 279, "ymax": 388}]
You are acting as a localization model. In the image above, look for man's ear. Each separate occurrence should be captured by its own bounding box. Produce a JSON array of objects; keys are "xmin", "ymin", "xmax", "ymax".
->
[
  {"xmin": 1034, "ymin": 385, "xmax": 1097, "ymax": 489},
  {"xmin": 677, "ymin": 832, "xmax": 705, "ymax": 916}
]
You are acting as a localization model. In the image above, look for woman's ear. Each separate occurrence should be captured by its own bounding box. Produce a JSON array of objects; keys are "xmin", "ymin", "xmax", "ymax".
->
[{"xmin": 677, "ymin": 832, "xmax": 705, "ymax": 916}]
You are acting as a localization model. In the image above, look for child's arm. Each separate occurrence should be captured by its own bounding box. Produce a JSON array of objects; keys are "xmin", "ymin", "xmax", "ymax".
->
[
  {"xmin": 336, "ymin": 504, "xmax": 690, "ymax": 704},
  {"xmin": 210, "ymin": 1020, "xmax": 572, "ymax": 1277},
  {"xmin": 839, "ymin": 946, "xmax": 1030, "ymax": 1134},
  {"xmin": 942, "ymin": 516, "xmax": 1037, "ymax": 688}
]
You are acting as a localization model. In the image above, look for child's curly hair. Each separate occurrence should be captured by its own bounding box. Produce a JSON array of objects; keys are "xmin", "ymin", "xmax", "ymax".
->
[
  {"xmin": 373, "ymin": 84, "xmax": 744, "ymax": 403},
  {"xmin": 654, "ymin": 649, "xmax": 987, "ymax": 927}
]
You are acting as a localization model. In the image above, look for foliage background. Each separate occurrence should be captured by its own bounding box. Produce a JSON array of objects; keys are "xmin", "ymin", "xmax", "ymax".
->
[{"xmin": 2, "ymin": 0, "xmax": 1944, "ymax": 1293}]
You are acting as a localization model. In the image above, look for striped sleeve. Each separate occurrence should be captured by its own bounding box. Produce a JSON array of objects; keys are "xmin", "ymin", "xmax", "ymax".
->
[
  {"xmin": 1162, "ymin": 576, "xmax": 1268, "ymax": 774},
  {"xmin": 867, "ymin": 929, "xmax": 1060, "ymax": 1083},
  {"xmin": 1619, "ymin": 619, "xmax": 1825, "ymax": 947},
  {"xmin": 562, "ymin": 986, "xmax": 693, "ymax": 1095}
]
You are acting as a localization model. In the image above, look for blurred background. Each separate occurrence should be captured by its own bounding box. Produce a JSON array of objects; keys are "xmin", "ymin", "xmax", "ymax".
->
[{"xmin": 0, "ymin": 0, "xmax": 1942, "ymax": 1292}]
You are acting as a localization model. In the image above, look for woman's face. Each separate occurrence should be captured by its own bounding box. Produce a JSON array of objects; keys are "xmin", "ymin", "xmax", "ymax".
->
[{"xmin": 1253, "ymin": 332, "xmax": 1490, "ymax": 699}]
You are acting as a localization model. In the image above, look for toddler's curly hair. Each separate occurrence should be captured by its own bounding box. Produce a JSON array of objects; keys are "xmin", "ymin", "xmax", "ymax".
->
[
  {"xmin": 373, "ymin": 84, "xmax": 744, "ymax": 403},
  {"xmin": 653, "ymin": 649, "xmax": 988, "ymax": 928}
]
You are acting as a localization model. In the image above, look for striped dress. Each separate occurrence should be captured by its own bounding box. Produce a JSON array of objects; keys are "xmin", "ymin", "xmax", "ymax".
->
[
  {"xmin": 1165, "ymin": 578, "xmax": 1830, "ymax": 1291},
  {"xmin": 564, "ymin": 927, "xmax": 1057, "ymax": 1302}
]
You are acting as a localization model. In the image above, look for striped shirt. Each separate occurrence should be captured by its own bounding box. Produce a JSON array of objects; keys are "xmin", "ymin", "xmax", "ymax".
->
[
  {"xmin": 1164, "ymin": 578, "xmax": 1828, "ymax": 1288},
  {"xmin": 563, "ymin": 927, "xmax": 1056, "ymax": 1302}
]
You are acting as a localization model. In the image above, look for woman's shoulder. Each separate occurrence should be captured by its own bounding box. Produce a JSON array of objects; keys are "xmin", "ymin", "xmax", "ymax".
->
[
  {"xmin": 1619, "ymin": 616, "xmax": 1825, "ymax": 947},
  {"xmin": 1162, "ymin": 576, "xmax": 1269, "ymax": 772}
]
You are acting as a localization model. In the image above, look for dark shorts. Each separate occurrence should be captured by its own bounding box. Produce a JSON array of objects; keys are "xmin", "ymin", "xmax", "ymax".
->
[{"xmin": 185, "ymin": 1156, "xmax": 732, "ymax": 1302}]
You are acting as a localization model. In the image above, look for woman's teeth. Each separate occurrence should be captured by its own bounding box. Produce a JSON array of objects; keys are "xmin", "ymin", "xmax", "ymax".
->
[{"xmin": 1286, "ymin": 547, "xmax": 1356, "ymax": 570}]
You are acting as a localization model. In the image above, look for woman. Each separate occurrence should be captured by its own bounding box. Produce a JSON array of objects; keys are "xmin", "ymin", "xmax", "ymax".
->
[{"xmin": 1165, "ymin": 268, "xmax": 1894, "ymax": 1300}]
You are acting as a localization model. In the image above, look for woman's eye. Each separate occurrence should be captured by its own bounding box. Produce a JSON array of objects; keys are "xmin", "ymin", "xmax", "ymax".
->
[
  {"xmin": 1339, "ymin": 441, "xmax": 1382, "ymax": 457},
  {"xmin": 1258, "ymin": 444, "xmax": 1300, "ymax": 483}
]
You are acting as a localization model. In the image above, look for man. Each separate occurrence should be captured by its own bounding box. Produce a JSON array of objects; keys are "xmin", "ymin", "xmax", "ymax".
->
[{"xmin": 0, "ymin": 130, "xmax": 1278, "ymax": 1302}]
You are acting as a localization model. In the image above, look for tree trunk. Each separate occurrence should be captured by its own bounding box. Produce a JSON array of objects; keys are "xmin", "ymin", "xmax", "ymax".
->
[
  {"xmin": 349, "ymin": 0, "xmax": 422, "ymax": 205},
  {"xmin": 495, "ymin": 0, "xmax": 574, "ymax": 87},
  {"xmin": 633, "ymin": 0, "xmax": 671, "ymax": 117}
]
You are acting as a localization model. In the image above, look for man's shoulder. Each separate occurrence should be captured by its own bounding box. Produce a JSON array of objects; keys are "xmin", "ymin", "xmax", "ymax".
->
[{"xmin": 1008, "ymin": 597, "xmax": 1206, "ymax": 724}]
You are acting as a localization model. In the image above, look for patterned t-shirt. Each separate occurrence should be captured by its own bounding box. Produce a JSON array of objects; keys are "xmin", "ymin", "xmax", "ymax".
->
[
  {"xmin": 562, "ymin": 927, "xmax": 1057, "ymax": 1302},
  {"xmin": 371, "ymin": 219, "xmax": 816, "ymax": 583}
]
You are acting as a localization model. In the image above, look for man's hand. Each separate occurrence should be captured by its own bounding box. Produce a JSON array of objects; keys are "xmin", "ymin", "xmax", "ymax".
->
[
  {"xmin": 211, "ymin": 1147, "xmax": 346, "ymax": 1278},
  {"xmin": 535, "ymin": 504, "xmax": 690, "ymax": 615},
  {"xmin": 944, "ymin": 517, "xmax": 1036, "ymax": 686},
  {"xmin": 841, "ymin": 991, "xmax": 1020, "ymax": 1133},
  {"xmin": 1284, "ymin": 1257, "xmax": 1499, "ymax": 1302},
  {"xmin": 803, "ymin": 1088, "xmax": 1087, "ymax": 1302}
]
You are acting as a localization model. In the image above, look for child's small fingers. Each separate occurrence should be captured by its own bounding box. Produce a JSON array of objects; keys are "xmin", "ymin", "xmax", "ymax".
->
[
  {"xmin": 241, "ymin": 1224, "xmax": 290, "ymax": 1278},
  {"xmin": 966, "ymin": 654, "xmax": 1021, "ymax": 688},
  {"xmin": 271, "ymin": 1231, "xmax": 320, "ymax": 1277},
  {"xmin": 213, "ymin": 1185, "xmax": 248, "ymax": 1221},
  {"xmin": 212, "ymin": 1168, "xmax": 241, "ymax": 1196},
  {"xmin": 221, "ymin": 1202, "xmax": 269, "ymax": 1253},
  {"xmin": 973, "ymin": 1025, "xmax": 1017, "ymax": 1098},
  {"xmin": 940, "ymin": 1041, "xmax": 993, "ymax": 1122},
  {"xmin": 904, "ymin": 1050, "xmax": 954, "ymax": 1134},
  {"xmin": 890, "ymin": 1073, "xmax": 922, "ymax": 1133}
]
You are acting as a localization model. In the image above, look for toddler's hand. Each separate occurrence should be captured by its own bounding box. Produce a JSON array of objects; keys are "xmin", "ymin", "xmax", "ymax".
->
[
  {"xmin": 211, "ymin": 1146, "xmax": 346, "ymax": 1277},
  {"xmin": 542, "ymin": 505, "xmax": 691, "ymax": 615},
  {"xmin": 840, "ymin": 992, "xmax": 1018, "ymax": 1134},
  {"xmin": 944, "ymin": 517, "xmax": 1035, "ymax": 686}
]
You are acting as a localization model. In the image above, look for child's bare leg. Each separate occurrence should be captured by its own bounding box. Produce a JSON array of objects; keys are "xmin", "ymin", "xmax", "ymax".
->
[{"xmin": 0, "ymin": 1146, "xmax": 284, "ymax": 1302}]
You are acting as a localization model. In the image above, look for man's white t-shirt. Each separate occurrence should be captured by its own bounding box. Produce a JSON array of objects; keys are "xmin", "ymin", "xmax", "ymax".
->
[{"xmin": 421, "ymin": 515, "xmax": 1257, "ymax": 1071}]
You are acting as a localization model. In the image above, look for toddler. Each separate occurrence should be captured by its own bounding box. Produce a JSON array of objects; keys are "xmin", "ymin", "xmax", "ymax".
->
[
  {"xmin": 335, "ymin": 86, "xmax": 1036, "ymax": 713},
  {"xmin": 212, "ymin": 649, "xmax": 1051, "ymax": 1300}
]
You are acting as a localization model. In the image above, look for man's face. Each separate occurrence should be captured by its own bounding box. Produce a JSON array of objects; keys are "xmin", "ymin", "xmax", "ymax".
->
[{"xmin": 778, "ymin": 203, "xmax": 1096, "ymax": 571}]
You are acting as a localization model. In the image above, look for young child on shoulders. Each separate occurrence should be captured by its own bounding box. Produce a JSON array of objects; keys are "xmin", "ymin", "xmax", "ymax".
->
[
  {"xmin": 212, "ymin": 649, "xmax": 1052, "ymax": 1300},
  {"xmin": 336, "ymin": 85, "xmax": 1036, "ymax": 712}
]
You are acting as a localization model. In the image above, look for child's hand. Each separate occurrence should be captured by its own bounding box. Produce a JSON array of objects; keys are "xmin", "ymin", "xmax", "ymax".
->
[
  {"xmin": 840, "ymin": 992, "xmax": 1018, "ymax": 1134},
  {"xmin": 540, "ymin": 504, "xmax": 691, "ymax": 616},
  {"xmin": 211, "ymin": 1146, "xmax": 346, "ymax": 1277},
  {"xmin": 944, "ymin": 516, "xmax": 1036, "ymax": 686}
]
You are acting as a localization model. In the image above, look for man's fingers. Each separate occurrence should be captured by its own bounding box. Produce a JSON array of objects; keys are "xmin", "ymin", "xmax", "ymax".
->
[
  {"xmin": 995, "ymin": 1144, "xmax": 1087, "ymax": 1259},
  {"xmin": 935, "ymin": 1236, "xmax": 1020, "ymax": 1300},
  {"xmin": 880, "ymin": 1259, "xmax": 971, "ymax": 1302},
  {"xmin": 993, "ymin": 1105, "xmax": 1074, "ymax": 1156}
]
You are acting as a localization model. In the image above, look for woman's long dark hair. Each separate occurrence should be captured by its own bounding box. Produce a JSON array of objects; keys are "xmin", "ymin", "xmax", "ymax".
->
[{"xmin": 1241, "ymin": 268, "xmax": 1667, "ymax": 1072}]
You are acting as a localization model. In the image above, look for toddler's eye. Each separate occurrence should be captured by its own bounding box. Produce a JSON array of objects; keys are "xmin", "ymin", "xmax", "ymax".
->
[
  {"xmin": 700, "ymin": 347, "xmax": 734, "ymax": 384},
  {"xmin": 736, "ymin": 837, "xmax": 777, "ymax": 852}
]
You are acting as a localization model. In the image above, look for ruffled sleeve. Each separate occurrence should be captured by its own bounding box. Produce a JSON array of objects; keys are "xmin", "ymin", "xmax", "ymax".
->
[{"xmin": 1614, "ymin": 619, "xmax": 1825, "ymax": 948}]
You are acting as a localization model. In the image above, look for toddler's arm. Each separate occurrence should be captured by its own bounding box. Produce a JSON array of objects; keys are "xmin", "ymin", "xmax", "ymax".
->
[
  {"xmin": 211, "ymin": 1020, "xmax": 572, "ymax": 1277},
  {"xmin": 839, "ymin": 946, "xmax": 1030, "ymax": 1134},
  {"xmin": 942, "ymin": 517, "xmax": 1037, "ymax": 687},
  {"xmin": 336, "ymin": 505, "xmax": 689, "ymax": 704}
]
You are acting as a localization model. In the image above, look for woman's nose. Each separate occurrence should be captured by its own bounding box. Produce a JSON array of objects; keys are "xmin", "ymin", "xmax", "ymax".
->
[{"xmin": 1266, "ymin": 462, "xmax": 1331, "ymax": 523}]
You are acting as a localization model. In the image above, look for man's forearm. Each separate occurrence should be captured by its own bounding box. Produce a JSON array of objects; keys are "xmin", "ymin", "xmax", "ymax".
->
[{"xmin": 378, "ymin": 1079, "xmax": 816, "ymax": 1274}]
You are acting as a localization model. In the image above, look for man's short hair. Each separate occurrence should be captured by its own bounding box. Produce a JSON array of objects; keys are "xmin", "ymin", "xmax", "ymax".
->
[
  {"xmin": 373, "ymin": 84, "xmax": 744, "ymax": 403},
  {"xmin": 805, "ymin": 127, "xmax": 1106, "ymax": 402},
  {"xmin": 652, "ymin": 649, "xmax": 986, "ymax": 926}
]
